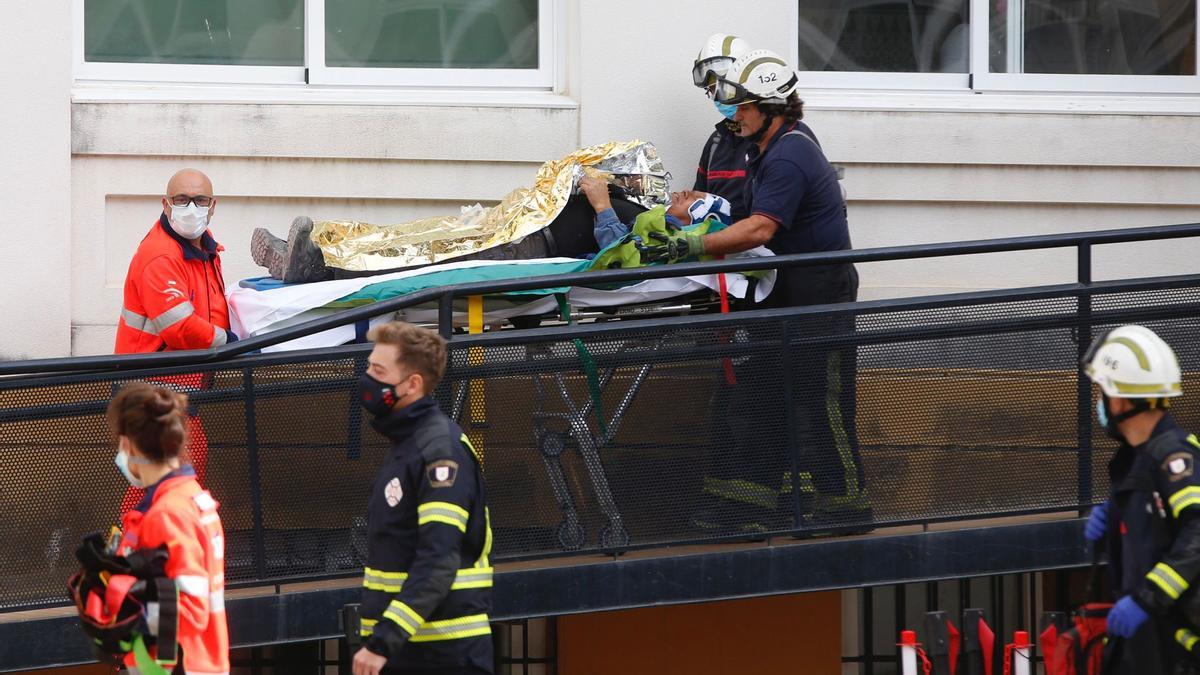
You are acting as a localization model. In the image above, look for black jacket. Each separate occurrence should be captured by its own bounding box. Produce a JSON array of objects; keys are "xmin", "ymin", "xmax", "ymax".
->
[
  {"xmin": 360, "ymin": 396, "xmax": 493, "ymax": 673},
  {"xmin": 694, "ymin": 121, "xmax": 753, "ymax": 223},
  {"xmin": 1104, "ymin": 415, "xmax": 1200, "ymax": 672}
]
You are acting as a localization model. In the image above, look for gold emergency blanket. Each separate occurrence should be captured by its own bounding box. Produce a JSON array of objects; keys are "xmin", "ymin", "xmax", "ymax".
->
[{"xmin": 311, "ymin": 140, "xmax": 669, "ymax": 272}]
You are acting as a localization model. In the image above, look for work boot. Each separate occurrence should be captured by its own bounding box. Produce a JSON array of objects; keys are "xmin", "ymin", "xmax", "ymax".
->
[
  {"xmin": 689, "ymin": 495, "xmax": 786, "ymax": 541},
  {"xmin": 794, "ymin": 492, "xmax": 874, "ymax": 538},
  {"xmin": 251, "ymin": 216, "xmax": 332, "ymax": 283}
]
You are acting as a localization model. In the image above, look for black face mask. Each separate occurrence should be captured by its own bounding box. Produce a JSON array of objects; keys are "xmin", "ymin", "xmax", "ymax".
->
[
  {"xmin": 358, "ymin": 372, "xmax": 400, "ymax": 417},
  {"xmin": 1096, "ymin": 393, "xmax": 1149, "ymax": 444}
]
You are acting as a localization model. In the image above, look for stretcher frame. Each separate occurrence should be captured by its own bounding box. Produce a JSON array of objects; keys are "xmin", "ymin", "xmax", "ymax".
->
[{"xmin": 446, "ymin": 292, "xmax": 721, "ymax": 552}]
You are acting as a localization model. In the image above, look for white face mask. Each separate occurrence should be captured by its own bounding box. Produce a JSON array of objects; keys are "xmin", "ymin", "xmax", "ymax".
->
[
  {"xmin": 114, "ymin": 449, "xmax": 145, "ymax": 489},
  {"xmin": 168, "ymin": 202, "xmax": 210, "ymax": 239}
]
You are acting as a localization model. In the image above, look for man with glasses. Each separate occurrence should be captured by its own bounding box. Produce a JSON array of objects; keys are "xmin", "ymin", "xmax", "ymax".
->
[
  {"xmin": 114, "ymin": 168, "xmax": 235, "ymax": 510},
  {"xmin": 116, "ymin": 168, "xmax": 235, "ymax": 354}
]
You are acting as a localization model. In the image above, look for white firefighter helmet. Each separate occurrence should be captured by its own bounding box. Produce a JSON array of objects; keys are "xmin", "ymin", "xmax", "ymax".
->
[
  {"xmin": 692, "ymin": 33, "xmax": 752, "ymax": 90},
  {"xmin": 713, "ymin": 49, "xmax": 799, "ymax": 106},
  {"xmin": 1084, "ymin": 324, "xmax": 1182, "ymax": 399}
]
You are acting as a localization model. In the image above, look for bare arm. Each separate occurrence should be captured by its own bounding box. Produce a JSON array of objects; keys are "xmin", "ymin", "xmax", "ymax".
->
[{"xmin": 701, "ymin": 215, "xmax": 779, "ymax": 255}]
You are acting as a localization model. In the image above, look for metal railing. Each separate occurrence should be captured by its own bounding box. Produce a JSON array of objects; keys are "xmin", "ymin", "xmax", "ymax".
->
[
  {"xmin": 0, "ymin": 222, "xmax": 1198, "ymax": 616},
  {"xmin": 2, "ymin": 221, "xmax": 1198, "ymax": 377}
]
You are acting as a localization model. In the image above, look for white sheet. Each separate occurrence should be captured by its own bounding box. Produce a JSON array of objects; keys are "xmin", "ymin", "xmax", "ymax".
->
[{"xmin": 228, "ymin": 253, "xmax": 776, "ymax": 353}]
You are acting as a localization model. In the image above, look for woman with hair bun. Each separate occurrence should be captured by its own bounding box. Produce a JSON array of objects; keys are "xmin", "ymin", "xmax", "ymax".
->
[{"xmin": 107, "ymin": 382, "xmax": 229, "ymax": 675}]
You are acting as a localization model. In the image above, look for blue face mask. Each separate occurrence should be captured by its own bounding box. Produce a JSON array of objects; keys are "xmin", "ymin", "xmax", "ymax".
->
[
  {"xmin": 714, "ymin": 100, "xmax": 738, "ymax": 120},
  {"xmin": 1095, "ymin": 398, "xmax": 1109, "ymax": 429}
]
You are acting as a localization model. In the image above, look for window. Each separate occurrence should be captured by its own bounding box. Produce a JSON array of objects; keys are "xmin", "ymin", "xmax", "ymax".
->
[
  {"xmin": 75, "ymin": 0, "xmax": 557, "ymax": 89},
  {"xmin": 796, "ymin": 0, "xmax": 971, "ymax": 88},
  {"xmin": 796, "ymin": 0, "xmax": 1200, "ymax": 93},
  {"xmin": 799, "ymin": 0, "xmax": 969, "ymax": 73}
]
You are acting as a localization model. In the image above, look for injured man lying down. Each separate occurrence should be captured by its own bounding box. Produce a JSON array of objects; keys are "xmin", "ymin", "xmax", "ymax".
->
[
  {"xmin": 250, "ymin": 140, "xmax": 737, "ymax": 284},
  {"xmin": 233, "ymin": 140, "xmax": 777, "ymax": 350}
]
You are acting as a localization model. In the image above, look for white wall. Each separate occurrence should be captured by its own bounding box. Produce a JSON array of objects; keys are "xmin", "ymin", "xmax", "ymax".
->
[
  {"xmin": 0, "ymin": 1, "xmax": 72, "ymax": 360},
  {"xmin": 9, "ymin": 0, "xmax": 1200, "ymax": 357},
  {"xmin": 577, "ymin": 0, "xmax": 799, "ymax": 181},
  {"xmin": 575, "ymin": 0, "xmax": 1200, "ymax": 300},
  {"xmin": 69, "ymin": 103, "xmax": 581, "ymax": 355}
]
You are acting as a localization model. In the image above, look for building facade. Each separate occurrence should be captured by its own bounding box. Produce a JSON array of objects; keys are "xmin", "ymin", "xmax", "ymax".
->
[{"xmin": 3, "ymin": 0, "xmax": 1199, "ymax": 358}]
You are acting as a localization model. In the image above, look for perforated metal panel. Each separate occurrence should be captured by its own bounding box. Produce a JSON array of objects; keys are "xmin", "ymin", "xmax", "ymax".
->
[{"xmin": 3, "ymin": 280, "xmax": 1200, "ymax": 613}]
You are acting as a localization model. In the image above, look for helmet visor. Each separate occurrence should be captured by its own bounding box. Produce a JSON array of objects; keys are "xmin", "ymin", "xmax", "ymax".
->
[
  {"xmin": 712, "ymin": 76, "xmax": 755, "ymax": 105},
  {"xmin": 713, "ymin": 71, "xmax": 800, "ymax": 105},
  {"xmin": 1081, "ymin": 329, "xmax": 1113, "ymax": 370},
  {"xmin": 692, "ymin": 56, "xmax": 733, "ymax": 88}
]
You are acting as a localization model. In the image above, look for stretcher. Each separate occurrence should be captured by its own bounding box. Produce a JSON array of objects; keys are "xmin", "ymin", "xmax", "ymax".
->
[
  {"xmin": 227, "ymin": 254, "xmax": 775, "ymax": 551},
  {"xmin": 227, "ymin": 255, "xmax": 774, "ymax": 351}
]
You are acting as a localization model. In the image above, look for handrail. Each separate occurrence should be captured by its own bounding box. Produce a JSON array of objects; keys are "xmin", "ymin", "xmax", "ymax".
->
[{"xmin": 2, "ymin": 221, "xmax": 1198, "ymax": 377}]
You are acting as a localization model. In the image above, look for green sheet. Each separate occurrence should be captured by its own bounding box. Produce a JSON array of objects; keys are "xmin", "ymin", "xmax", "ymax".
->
[{"xmin": 326, "ymin": 259, "xmax": 593, "ymax": 308}]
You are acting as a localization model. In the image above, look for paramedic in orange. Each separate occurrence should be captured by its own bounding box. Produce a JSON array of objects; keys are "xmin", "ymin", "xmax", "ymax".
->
[
  {"xmin": 109, "ymin": 382, "xmax": 229, "ymax": 674},
  {"xmin": 115, "ymin": 168, "xmax": 235, "ymax": 511}
]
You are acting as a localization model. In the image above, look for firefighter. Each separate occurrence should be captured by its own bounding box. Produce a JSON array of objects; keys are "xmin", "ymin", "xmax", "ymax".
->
[
  {"xmin": 352, "ymin": 322, "xmax": 493, "ymax": 675},
  {"xmin": 106, "ymin": 382, "xmax": 229, "ymax": 674},
  {"xmin": 650, "ymin": 49, "xmax": 867, "ymax": 534},
  {"xmin": 691, "ymin": 33, "xmax": 754, "ymax": 223},
  {"xmin": 1083, "ymin": 325, "xmax": 1200, "ymax": 674},
  {"xmin": 115, "ymin": 168, "xmax": 234, "ymax": 513}
]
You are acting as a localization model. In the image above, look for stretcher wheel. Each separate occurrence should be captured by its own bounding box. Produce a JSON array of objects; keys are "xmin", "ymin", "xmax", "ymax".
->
[
  {"xmin": 599, "ymin": 523, "xmax": 630, "ymax": 550},
  {"xmin": 557, "ymin": 520, "xmax": 586, "ymax": 551}
]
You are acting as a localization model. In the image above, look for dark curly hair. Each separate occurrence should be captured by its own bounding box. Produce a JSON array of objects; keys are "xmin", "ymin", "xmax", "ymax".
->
[{"xmin": 756, "ymin": 92, "xmax": 805, "ymax": 124}]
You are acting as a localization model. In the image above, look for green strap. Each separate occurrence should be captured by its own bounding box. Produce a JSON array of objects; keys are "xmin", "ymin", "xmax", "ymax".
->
[
  {"xmin": 555, "ymin": 293, "xmax": 607, "ymax": 439},
  {"xmin": 132, "ymin": 634, "xmax": 173, "ymax": 675}
]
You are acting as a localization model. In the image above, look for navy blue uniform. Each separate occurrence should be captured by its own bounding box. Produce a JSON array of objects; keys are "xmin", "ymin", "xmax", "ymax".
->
[
  {"xmin": 745, "ymin": 121, "xmax": 854, "ymax": 308},
  {"xmin": 700, "ymin": 120, "xmax": 867, "ymax": 534},
  {"xmin": 360, "ymin": 397, "xmax": 494, "ymax": 675},
  {"xmin": 1103, "ymin": 415, "xmax": 1200, "ymax": 674},
  {"xmin": 694, "ymin": 121, "xmax": 753, "ymax": 223}
]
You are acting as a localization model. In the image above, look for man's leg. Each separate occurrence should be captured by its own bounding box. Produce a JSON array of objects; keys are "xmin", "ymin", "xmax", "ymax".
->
[
  {"xmin": 693, "ymin": 325, "xmax": 793, "ymax": 535},
  {"xmin": 794, "ymin": 266, "xmax": 870, "ymax": 530},
  {"xmin": 186, "ymin": 413, "xmax": 209, "ymax": 485}
]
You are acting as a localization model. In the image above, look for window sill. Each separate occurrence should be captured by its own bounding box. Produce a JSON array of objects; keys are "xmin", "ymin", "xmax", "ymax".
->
[
  {"xmin": 801, "ymin": 88, "xmax": 1200, "ymax": 116},
  {"xmin": 71, "ymin": 81, "xmax": 579, "ymax": 110}
]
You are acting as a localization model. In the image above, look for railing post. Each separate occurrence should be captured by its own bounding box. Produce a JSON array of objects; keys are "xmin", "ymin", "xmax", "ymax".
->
[
  {"xmin": 439, "ymin": 291, "xmax": 454, "ymax": 340},
  {"xmin": 1076, "ymin": 242, "xmax": 1094, "ymax": 513},
  {"xmin": 243, "ymin": 368, "xmax": 268, "ymax": 581},
  {"xmin": 782, "ymin": 319, "xmax": 803, "ymax": 531}
]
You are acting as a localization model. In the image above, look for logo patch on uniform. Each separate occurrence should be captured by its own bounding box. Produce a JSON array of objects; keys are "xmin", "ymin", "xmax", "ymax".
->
[
  {"xmin": 427, "ymin": 460, "xmax": 459, "ymax": 488},
  {"xmin": 160, "ymin": 282, "xmax": 186, "ymax": 301},
  {"xmin": 384, "ymin": 477, "xmax": 404, "ymax": 507},
  {"xmin": 1163, "ymin": 452, "xmax": 1194, "ymax": 482}
]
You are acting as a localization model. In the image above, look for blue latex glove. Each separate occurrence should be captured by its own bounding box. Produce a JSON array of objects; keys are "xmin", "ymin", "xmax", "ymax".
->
[
  {"xmin": 1106, "ymin": 596, "xmax": 1149, "ymax": 638},
  {"xmin": 1085, "ymin": 501, "xmax": 1109, "ymax": 543}
]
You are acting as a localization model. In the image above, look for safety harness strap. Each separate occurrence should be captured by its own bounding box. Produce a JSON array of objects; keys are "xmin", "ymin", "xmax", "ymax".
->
[
  {"xmin": 154, "ymin": 577, "xmax": 179, "ymax": 665},
  {"xmin": 555, "ymin": 293, "xmax": 607, "ymax": 438}
]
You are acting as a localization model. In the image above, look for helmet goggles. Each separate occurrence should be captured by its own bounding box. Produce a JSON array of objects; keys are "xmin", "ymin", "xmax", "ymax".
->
[
  {"xmin": 712, "ymin": 71, "xmax": 799, "ymax": 106},
  {"xmin": 692, "ymin": 56, "xmax": 734, "ymax": 90}
]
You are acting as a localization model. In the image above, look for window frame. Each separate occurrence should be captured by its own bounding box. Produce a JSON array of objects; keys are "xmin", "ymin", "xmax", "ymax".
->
[
  {"xmin": 968, "ymin": 0, "xmax": 1200, "ymax": 93},
  {"xmin": 305, "ymin": 0, "xmax": 556, "ymax": 89},
  {"xmin": 791, "ymin": 0, "xmax": 1200, "ymax": 95},
  {"xmin": 73, "ymin": 0, "xmax": 560, "ymax": 91}
]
